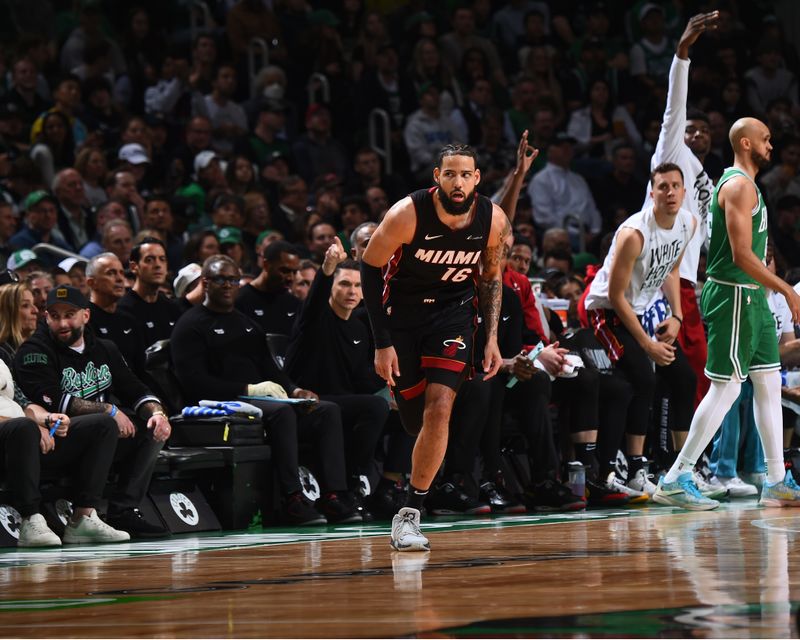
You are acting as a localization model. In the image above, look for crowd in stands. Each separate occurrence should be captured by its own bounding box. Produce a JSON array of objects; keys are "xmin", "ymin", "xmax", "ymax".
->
[{"xmin": 1, "ymin": 0, "xmax": 800, "ymax": 544}]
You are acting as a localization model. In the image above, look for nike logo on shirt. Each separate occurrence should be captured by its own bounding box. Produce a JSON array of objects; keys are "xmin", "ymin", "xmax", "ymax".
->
[
  {"xmin": 424, "ymin": 234, "xmax": 443, "ymax": 240},
  {"xmin": 353, "ymin": 340, "xmax": 362, "ymax": 344},
  {"xmin": 214, "ymin": 329, "xmax": 225, "ymax": 334},
  {"xmin": 467, "ymin": 235, "xmax": 483, "ymax": 240},
  {"xmin": 502, "ymin": 316, "xmax": 510, "ymax": 321},
  {"xmin": 286, "ymin": 312, "xmax": 296, "ymax": 317},
  {"xmin": 123, "ymin": 328, "xmax": 132, "ymax": 334},
  {"xmin": 246, "ymin": 327, "xmax": 254, "ymax": 333}
]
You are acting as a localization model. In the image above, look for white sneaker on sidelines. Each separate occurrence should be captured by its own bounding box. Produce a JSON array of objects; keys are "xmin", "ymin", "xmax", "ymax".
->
[
  {"xmin": 390, "ymin": 507, "xmax": 430, "ymax": 552},
  {"xmin": 605, "ymin": 472, "xmax": 649, "ymax": 504},
  {"xmin": 63, "ymin": 510, "xmax": 130, "ymax": 544},
  {"xmin": 18, "ymin": 514, "xmax": 61, "ymax": 547},
  {"xmin": 693, "ymin": 469, "xmax": 728, "ymax": 499},
  {"xmin": 627, "ymin": 467, "xmax": 658, "ymax": 498},
  {"xmin": 741, "ymin": 472, "xmax": 766, "ymax": 491},
  {"xmin": 717, "ymin": 476, "xmax": 758, "ymax": 497}
]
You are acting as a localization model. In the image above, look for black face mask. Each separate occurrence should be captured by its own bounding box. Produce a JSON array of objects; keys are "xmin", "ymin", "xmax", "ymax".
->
[{"xmin": 437, "ymin": 187, "xmax": 475, "ymax": 216}]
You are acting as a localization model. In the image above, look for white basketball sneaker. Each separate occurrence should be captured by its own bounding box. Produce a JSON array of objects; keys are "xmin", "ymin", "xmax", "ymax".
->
[
  {"xmin": 63, "ymin": 510, "xmax": 130, "ymax": 544},
  {"xmin": 717, "ymin": 476, "xmax": 758, "ymax": 497},
  {"xmin": 18, "ymin": 514, "xmax": 61, "ymax": 547},
  {"xmin": 627, "ymin": 467, "xmax": 658, "ymax": 499},
  {"xmin": 390, "ymin": 507, "xmax": 430, "ymax": 552}
]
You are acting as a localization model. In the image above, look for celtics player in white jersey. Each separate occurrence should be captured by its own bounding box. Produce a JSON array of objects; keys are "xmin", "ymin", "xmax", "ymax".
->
[{"xmin": 655, "ymin": 118, "xmax": 800, "ymax": 510}]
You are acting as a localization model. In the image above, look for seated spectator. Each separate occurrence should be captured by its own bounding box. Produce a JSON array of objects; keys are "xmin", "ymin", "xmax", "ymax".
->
[
  {"xmin": 760, "ymin": 136, "xmax": 800, "ymax": 205},
  {"xmin": 25, "ymin": 271, "xmax": 54, "ymax": 321},
  {"xmin": 591, "ymin": 143, "xmax": 648, "ymax": 230},
  {"xmin": 343, "ymin": 147, "xmax": 407, "ymax": 204},
  {"xmin": 349, "ymin": 221, "xmax": 377, "ymax": 261},
  {"xmin": 74, "ymin": 147, "xmax": 108, "ymax": 209},
  {"xmin": 105, "ymin": 170, "xmax": 145, "ymax": 235},
  {"xmin": 508, "ymin": 240, "xmax": 534, "ymax": 276},
  {"xmin": 183, "ymin": 229, "xmax": 221, "ymax": 267},
  {"xmin": 53, "ymin": 168, "xmax": 94, "ymax": 251},
  {"xmin": 79, "ymin": 199, "xmax": 127, "ymax": 259},
  {"xmin": 629, "ymin": 4, "xmax": 675, "ymax": 92},
  {"xmin": 143, "ymin": 48, "xmax": 191, "ymax": 119},
  {"xmin": 475, "ymin": 108, "xmax": 518, "ymax": 195},
  {"xmin": 0, "ymin": 282, "xmax": 38, "ymax": 361},
  {"xmin": 365, "ymin": 185, "xmax": 389, "ymax": 221},
  {"xmin": 337, "ymin": 196, "xmax": 370, "ymax": 253},
  {"xmin": 117, "ymin": 238, "xmax": 183, "ymax": 349},
  {"xmin": 171, "ymin": 254, "xmax": 359, "ymax": 525},
  {"xmin": 272, "ymin": 175, "xmax": 309, "ymax": 243},
  {"xmin": 567, "ymin": 79, "xmax": 641, "ymax": 159},
  {"xmin": 141, "ymin": 195, "xmax": 184, "ymax": 272},
  {"xmin": 87, "ymin": 218, "xmax": 133, "ymax": 268},
  {"xmin": 173, "ymin": 263, "xmax": 204, "ymax": 311},
  {"xmin": 0, "ymin": 359, "xmax": 128, "ymax": 546},
  {"xmin": 0, "ymin": 201, "xmax": 18, "ymax": 271},
  {"xmin": 7, "ymin": 250, "xmax": 44, "ymax": 278},
  {"xmin": 286, "ymin": 241, "xmax": 388, "ymax": 505},
  {"xmin": 58, "ymin": 257, "xmax": 89, "ymax": 297},
  {"xmin": 289, "ymin": 260, "xmax": 318, "ymax": 301},
  {"xmin": 208, "ymin": 193, "xmax": 245, "ymax": 233},
  {"xmin": 772, "ymin": 195, "xmax": 800, "ymax": 268},
  {"xmin": 528, "ymin": 133, "xmax": 602, "ymax": 250},
  {"xmin": 218, "ymin": 226, "xmax": 248, "ymax": 272},
  {"xmin": 225, "ymin": 155, "xmax": 257, "ymax": 197},
  {"xmin": 10, "ymin": 191, "xmax": 74, "ymax": 264},
  {"xmin": 542, "ymin": 248, "xmax": 574, "ymax": 276},
  {"xmin": 236, "ymin": 240, "xmax": 300, "ymax": 335},
  {"xmin": 30, "ymin": 75, "xmax": 87, "ymax": 149},
  {"xmin": 451, "ymin": 76, "xmax": 495, "ymax": 146},
  {"xmin": 192, "ymin": 64, "xmax": 248, "ymax": 156},
  {"xmin": 241, "ymin": 192, "xmax": 271, "ymax": 265},
  {"xmin": 117, "ymin": 143, "xmax": 151, "ymax": 188},
  {"xmin": 175, "ymin": 152, "xmax": 227, "ymax": 228},
  {"xmin": 4, "ymin": 57, "xmax": 49, "ymax": 133},
  {"xmin": 439, "ymin": 6, "xmax": 506, "ymax": 88},
  {"xmin": 403, "ymin": 83, "xmax": 459, "ymax": 186},
  {"xmin": 85, "ymin": 253, "xmax": 147, "ymax": 379},
  {"xmin": 32, "ymin": 111, "xmax": 77, "ymax": 190},
  {"xmin": 15, "ymin": 285, "xmax": 171, "ymax": 538},
  {"xmin": 292, "ymin": 104, "xmax": 349, "ymax": 186},
  {"xmin": 306, "ymin": 221, "xmax": 337, "ymax": 264},
  {"xmin": 239, "ymin": 100, "xmax": 292, "ymax": 169},
  {"xmin": 745, "ymin": 40, "xmax": 799, "ymax": 118}
]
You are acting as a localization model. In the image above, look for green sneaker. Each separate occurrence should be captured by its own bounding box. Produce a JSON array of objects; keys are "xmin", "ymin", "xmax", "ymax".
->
[
  {"xmin": 759, "ymin": 472, "xmax": 800, "ymax": 507},
  {"xmin": 652, "ymin": 473, "xmax": 720, "ymax": 511}
]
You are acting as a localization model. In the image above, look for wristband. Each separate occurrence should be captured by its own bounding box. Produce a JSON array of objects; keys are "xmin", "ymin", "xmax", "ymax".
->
[
  {"xmin": 151, "ymin": 410, "xmax": 166, "ymax": 418},
  {"xmin": 672, "ymin": 315, "xmax": 683, "ymax": 325},
  {"xmin": 109, "ymin": 404, "xmax": 118, "ymax": 417}
]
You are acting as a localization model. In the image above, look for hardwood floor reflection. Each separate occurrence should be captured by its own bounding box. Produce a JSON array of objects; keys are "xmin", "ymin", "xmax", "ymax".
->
[{"xmin": 0, "ymin": 504, "xmax": 799, "ymax": 637}]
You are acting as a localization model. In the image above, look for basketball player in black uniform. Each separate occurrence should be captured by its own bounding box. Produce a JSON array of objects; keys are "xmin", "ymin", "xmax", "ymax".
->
[{"xmin": 361, "ymin": 143, "xmax": 508, "ymax": 551}]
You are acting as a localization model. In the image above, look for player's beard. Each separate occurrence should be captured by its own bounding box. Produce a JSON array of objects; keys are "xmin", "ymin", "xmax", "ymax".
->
[
  {"xmin": 751, "ymin": 148, "xmax": 771, "ymax": 169},
  {"xmin": 437, "ymin": 187, "xmax": 475, "ymax": 215}
]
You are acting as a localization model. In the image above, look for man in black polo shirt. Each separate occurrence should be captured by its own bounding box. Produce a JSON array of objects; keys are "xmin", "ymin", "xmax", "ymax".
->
[
  {"xmin": 14, "ymin": 285, "xmax": 171, "ymax": 538},
  {"xmin": 117, "ymin": 237, "xmax": 183, "ymax": 349},
  {"xmin": 86, "ymin": 252, "xmax": 147, "ymax": 379},
  {"xmin": 235, "ymin": 240, "xmax": 300, "ymax": 335},
  {"xmin": 171, "ymin": 255, "xmax": 360, "ymax": 525},
  {"xmin": 286, "ymin": 238, "xmax": 388, "ymax": 502}
]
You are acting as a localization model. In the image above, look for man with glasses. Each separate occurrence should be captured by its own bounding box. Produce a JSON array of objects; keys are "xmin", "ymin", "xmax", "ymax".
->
[
  {"xmin": 171, "ymin": 255, "xmax": 361, "ymax": 525},
  {"xmin": 235, "ymin": 240, "xmax": 300, "ymax": 335}
]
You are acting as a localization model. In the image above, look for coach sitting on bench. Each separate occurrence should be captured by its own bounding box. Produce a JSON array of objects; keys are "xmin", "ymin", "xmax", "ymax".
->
[{"xmin": 14, "ymin": 285, "xmax": 171, "ymax": 539}]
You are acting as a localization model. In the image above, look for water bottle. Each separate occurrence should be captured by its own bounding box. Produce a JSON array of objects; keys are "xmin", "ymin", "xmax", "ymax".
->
[{"xmin": 566, "ymin": 461, "xmax": 585, "ymax": 499}]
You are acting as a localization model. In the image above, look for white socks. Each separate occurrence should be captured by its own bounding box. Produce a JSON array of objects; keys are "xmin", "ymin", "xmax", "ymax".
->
[
  {"xmin": 664, "ymin": 379, "xmax": 742, "ymax": 483},
  {"xmin": 749, "ymin": 370, "xmax": 785, "ymax": 485}
]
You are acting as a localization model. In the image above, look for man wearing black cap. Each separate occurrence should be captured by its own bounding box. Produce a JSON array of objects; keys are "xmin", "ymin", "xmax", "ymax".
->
[
  {"xmin": 9, "ymin": 191, "xmax": 73, "ymax": 264},
  {"xmin": 14, "ymin": 285, "xmax": 171, "ymax": 538}
]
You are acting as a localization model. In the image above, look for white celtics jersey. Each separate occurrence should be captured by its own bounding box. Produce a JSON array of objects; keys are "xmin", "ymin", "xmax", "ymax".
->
[{"xmin": 585, "ymin": 206, "xmax": 695, "ymax": 315}]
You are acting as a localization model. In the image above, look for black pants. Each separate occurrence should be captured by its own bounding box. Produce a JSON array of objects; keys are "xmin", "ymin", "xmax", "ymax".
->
[
  {"xmin": 322, "ymin": 394, "xmax": 389, "ymax": 482},
  {"xmin": 607, "ymin": 322, "xmax": 696, "ymax": 437},
  {"xmin": 498, "ymin": 371, "xmax": 559, "ymax": 483},
  {"xmin": 0, "ymin": 415, "xmax": 118, "ymax": 518},
  {"xmin": 251, "ymin": 399, "xmax": 347, "ymax": 496},
  {"xmin": 109, "ymin": 413, "xmax": 165, "ymax": 511},
  {"xmin": 551, "ymin": 367, "xmax": 600, "ymax": 434},
  {"xmin": 596, "ymin": 371, "xmax": 635, "ymax": 474},
  {"xmin": 447, "ymin": 373, "xmax": 496, "ymax": 476}
]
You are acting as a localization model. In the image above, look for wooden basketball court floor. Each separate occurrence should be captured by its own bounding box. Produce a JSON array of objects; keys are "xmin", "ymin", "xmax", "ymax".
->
[{"xmin": 2, "ymin": 501, "xmax": 800, "ymax": 638}]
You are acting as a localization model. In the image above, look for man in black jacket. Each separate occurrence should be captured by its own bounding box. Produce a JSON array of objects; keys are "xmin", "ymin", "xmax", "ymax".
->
[
  {"xmin": 15, "ymin": 285, "xmax": 172, "ymax": 538},
  {"xmin": 171, "ymin": 255, "xmax": 360, "ymax": 525},
  {"xmin": 286, "ymin": 238, "xmax": 388, "ymax": 501}
]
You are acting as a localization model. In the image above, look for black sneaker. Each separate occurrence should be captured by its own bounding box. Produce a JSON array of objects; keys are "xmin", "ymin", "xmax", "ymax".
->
[
  {"xmin": 427, "ymin": 482, "xmax": 491, "ymax": 515},
  {"xmin": 585, "ymin": 478, "xmax": 630, "ymax": 508},
  {"xmin": 352, "ymin": 492, "xmax": 374, "ymax": 522},
  {"xmin": 105, "ymin": 508, "xmax": 171, "ymax": 539},
  {"xmin": 479, "ymin": 480, "xmax": 526, "ymax": 514},
  {"xmin": 284, "ymin": 492, "xmax": 326, "ymax": 526},
  {"xmin": 524, "ymin": 479, "xmax": 586, "ymax": 512},
  {"xmin": 317, "ymin": 492, "xmax": 362, "ymax": 524},
  {"xmin": 370, "ymin": 478, "xmax": 406, "ymax": 519}
]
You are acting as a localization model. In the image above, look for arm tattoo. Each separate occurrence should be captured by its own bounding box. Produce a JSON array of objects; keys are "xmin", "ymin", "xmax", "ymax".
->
[
  {"xmin": 70, "ymin": 398, "xmax": 112, "ymax": 416},
  {"xmin": 479, "ymin": 278, "xmax": 501, "ymax": 339}
]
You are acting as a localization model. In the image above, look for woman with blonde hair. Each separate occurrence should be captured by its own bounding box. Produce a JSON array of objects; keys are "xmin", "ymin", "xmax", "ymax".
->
[{"xmin": 0, "ymin": 283, "xmax": 39, "ymax": 362}]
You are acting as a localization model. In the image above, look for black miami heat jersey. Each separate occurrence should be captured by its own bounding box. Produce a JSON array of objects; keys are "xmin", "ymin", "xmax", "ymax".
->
[{"xmin": 382, "ymin": 188, "xmax": 492, "ymax": 309}]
